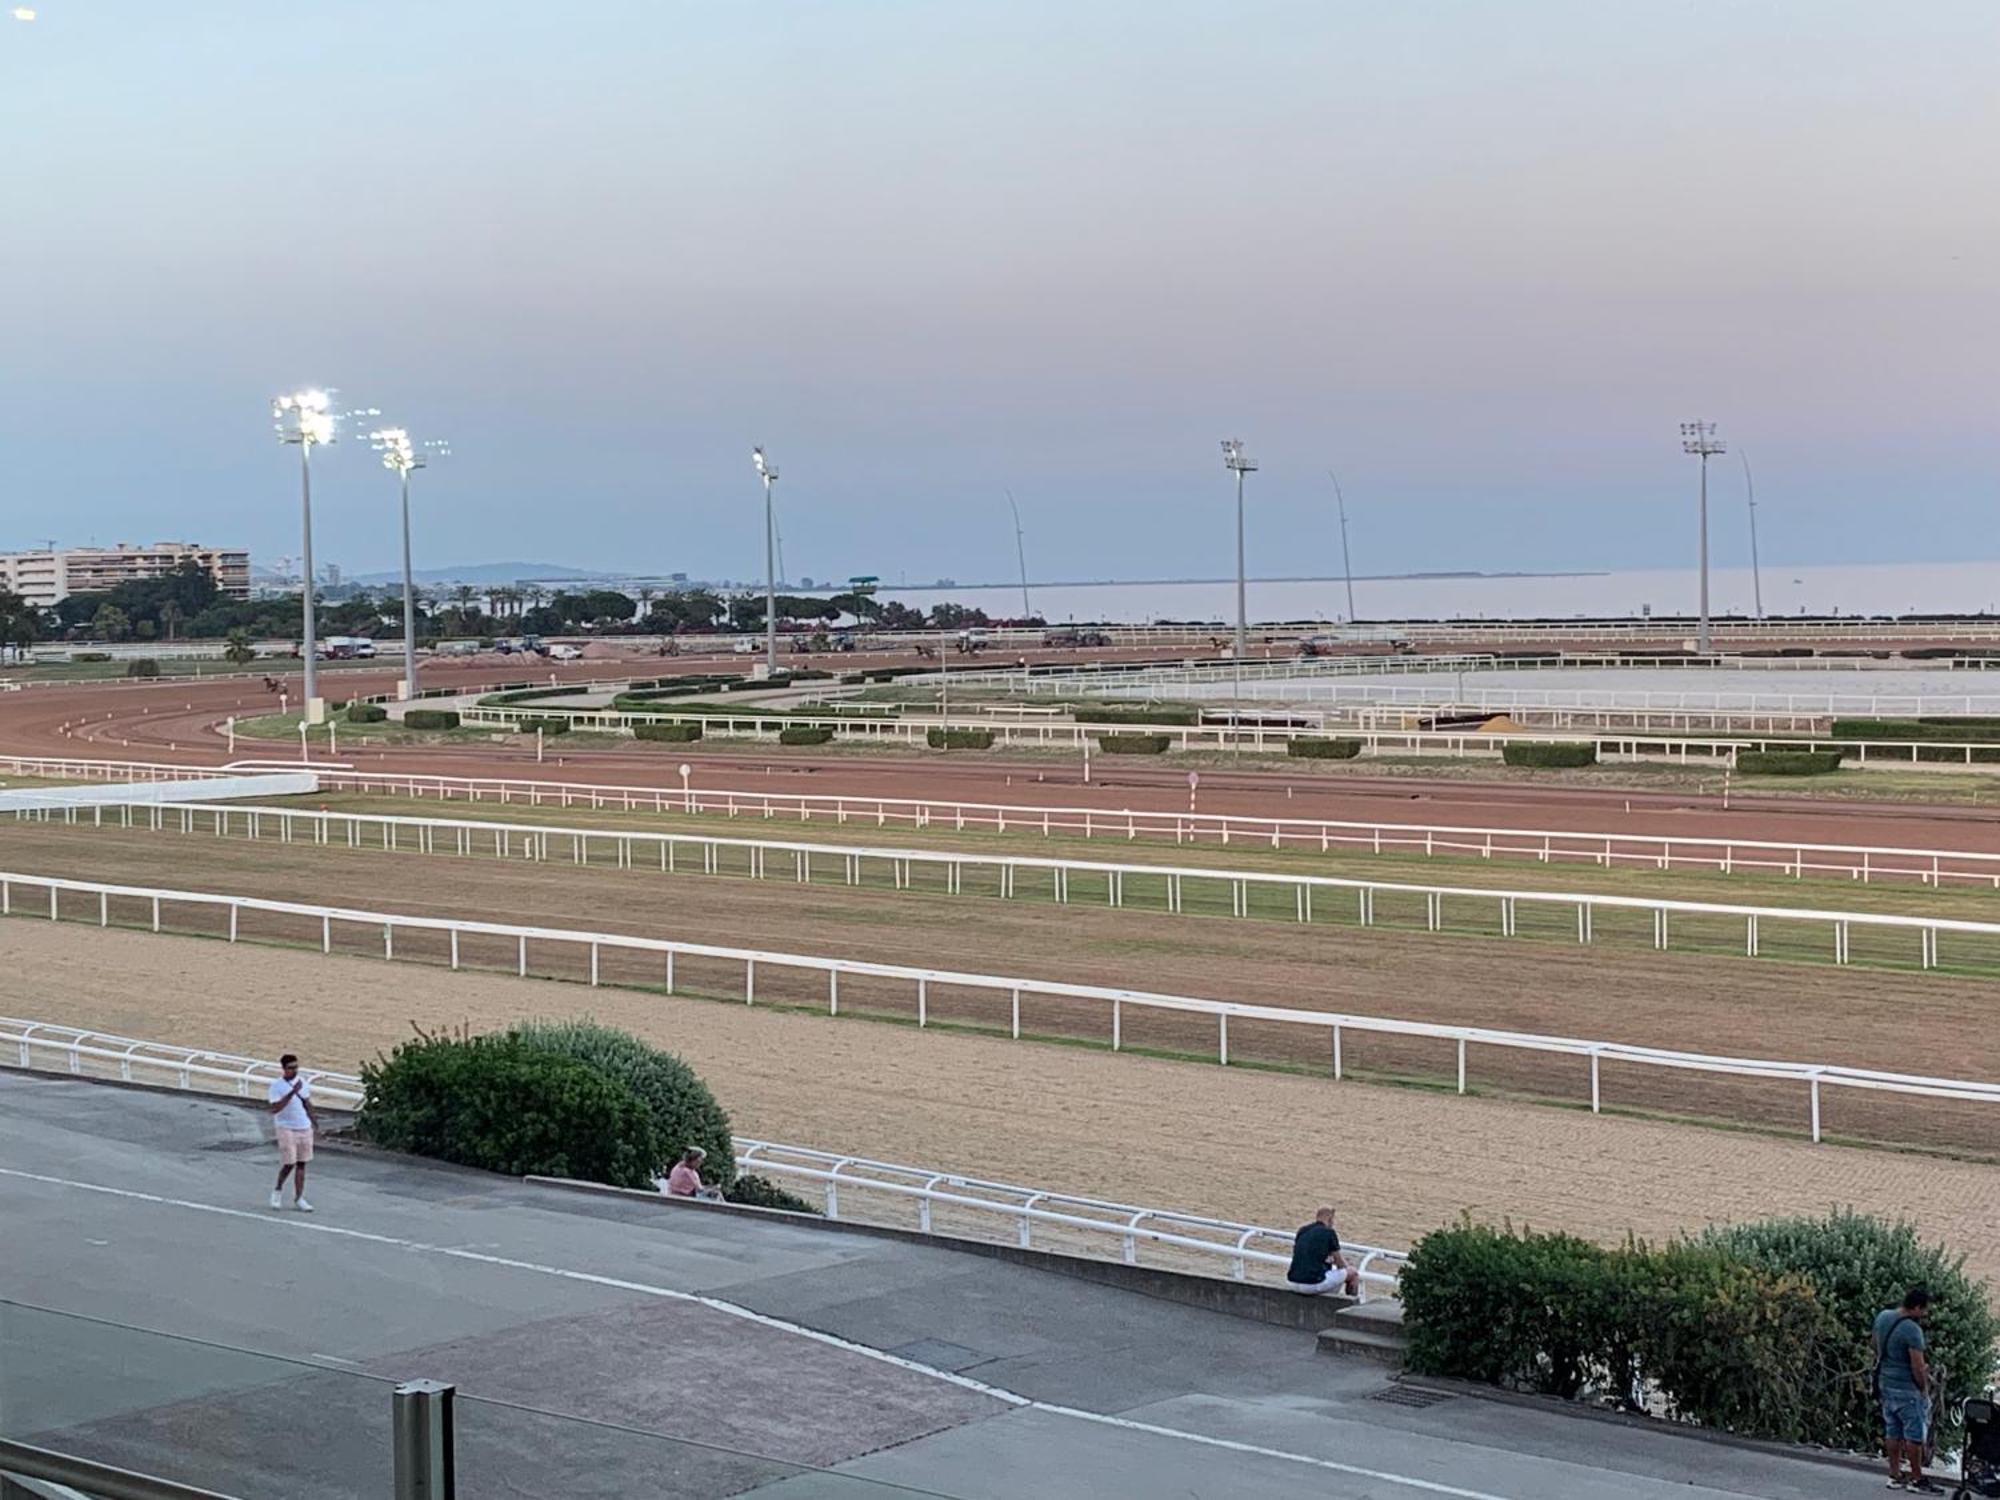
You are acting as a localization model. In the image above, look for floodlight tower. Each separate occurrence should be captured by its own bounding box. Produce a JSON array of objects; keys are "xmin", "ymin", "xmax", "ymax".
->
[
  {"xmin": 369, "ymin": 427, "xmax": 451, "ymax": 701},
  {"xmin": 751, "ymin": 447, "xmax": 779, "ymax": 673},
  {"xmin": 273, "ymin": 390, "xmax": 338, "ymax": 720},
  {"xmin": 1680, "ymin": 421, "xmax": 1726, "ymax": 653},
  {"xmin": 1221, "ymin": 439, "xmax": 1257, "ymax": 705},
  {"xmin": 1005, "ymin": 489, "xmax": 1031, "ymax": 618}
]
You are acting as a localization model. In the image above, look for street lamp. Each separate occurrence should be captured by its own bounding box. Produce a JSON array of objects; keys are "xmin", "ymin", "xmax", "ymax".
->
[
  {"xmin": 368, "ymin": 426, "xmax": 451, "ymax": 701},
  {"xmin": 751, "ymin": 447, "xmax": 779, "ymax": 675},
  {"xmin": 273, "ymin": 389, "xmax": 338, "ymax": 721},
  {"xmin": 1221, "ymin": 439, "xmax": 1257, "ymax": 709},
  {"xmin": 1680, "ymin": 421, "xmax": 1727, "ymax": 653}
]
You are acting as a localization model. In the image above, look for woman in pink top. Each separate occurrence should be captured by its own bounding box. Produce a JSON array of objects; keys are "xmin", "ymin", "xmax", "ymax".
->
[{"xmin": 663, "ymin": 1146, "xmax": 720, "ymax": 1200}]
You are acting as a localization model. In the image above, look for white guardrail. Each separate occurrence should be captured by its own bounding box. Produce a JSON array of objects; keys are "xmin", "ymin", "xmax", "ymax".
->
[
  {"xmin": 24, "ymin": 799, "xmax": 2000, "ymax": 975},
  {"xmin": 12, "ymin": 752, "xmax": 2000, "ymax": 890},
  {"xmin": 2, "ymin": 872, "xmax": 1996, "ymax": 1144},
  {"xmin": 0, "ymin": 1017, "xmax": 1405, "ymax": 1297}
]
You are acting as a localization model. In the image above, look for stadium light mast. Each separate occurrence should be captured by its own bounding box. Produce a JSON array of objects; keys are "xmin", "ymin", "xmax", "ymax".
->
[
  {"xmin": 1740, "ymin": 448, "xmax": 1764, "ymax": 620},
  {"xmin": 273, "ymin": 389, "xmax": 339, "ymax": 721},
  {"xmin": 1005, "ymin": 489, "xmax": 1031, "ymax": 619},
  {"xmin": 751, "ymin": 447, "xmax": 779, "ymax": 674},
  {"xmin": 369, "ymin": 426, "xmax": 451, "ymax": 701},
  {"xmin": 1680, "ymin": 421, "xmax": 1726, "ymax": 653},
  {"xmin": 1221, "ymin": 439, "xmax": 1257, "ymax": 706}
]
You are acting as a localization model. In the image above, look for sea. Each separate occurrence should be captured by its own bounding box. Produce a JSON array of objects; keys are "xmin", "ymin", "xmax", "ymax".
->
[{"xmin": 870, "ymin": 561, "xmax": 2000, "ymax": 625}]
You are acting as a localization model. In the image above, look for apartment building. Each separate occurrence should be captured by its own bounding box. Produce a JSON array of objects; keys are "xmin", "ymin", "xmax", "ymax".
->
[{"xmin": 0, "ymin": 542, "xmax": 252, "ymax": 608}]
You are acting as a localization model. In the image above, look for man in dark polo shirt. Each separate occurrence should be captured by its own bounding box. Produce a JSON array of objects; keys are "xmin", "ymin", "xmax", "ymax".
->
[{"xmin": 1287, "ymin": 1206, "xmax": 1361, "ymax": 1296}]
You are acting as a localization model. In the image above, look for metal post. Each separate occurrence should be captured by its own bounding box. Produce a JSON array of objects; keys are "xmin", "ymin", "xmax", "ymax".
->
[
  {"xmin": 1740, "ymin": 449, "xmax": 1763, "ymax": 620},
  {"xmin": 1698, "ymin": 449, "xmax": 1709, "ymax": 653},
  {"xmin": 300, "ymin": 442, "xmax": 320, "ymax": 714},
  {"xmin": 1234, "ymin": 464, "xmax": 1246, "ymax": 699},
  {"xmin": 392, "ymin": 1379, "xmax": 456, "ymax": 1500},
  {"xmin": 400, "ymin": 467, "xmax": 419, "ymax": 700}
]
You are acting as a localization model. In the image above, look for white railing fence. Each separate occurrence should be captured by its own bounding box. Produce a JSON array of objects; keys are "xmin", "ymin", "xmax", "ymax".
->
[
  {"xmin": 0, "ymin": 1017, "xmax": 1404, "ymax": 1297},
  {"xmin": 2, "ymin": 871, "xmax": 1995, "ymax": 1146}
]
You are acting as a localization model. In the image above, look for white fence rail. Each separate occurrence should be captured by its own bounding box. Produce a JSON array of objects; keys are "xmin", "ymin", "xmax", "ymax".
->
[
  {"xmin": 24, "ymin": 798, "xmax": 2000, "ymax": 978},
  {"xmin": 0, "ymin": 1017, "xmax": 1404, "ymax": 1296},
  {"xmin": 3, "ymin": 871, "xmax": 1996, "ymax": 1144}
]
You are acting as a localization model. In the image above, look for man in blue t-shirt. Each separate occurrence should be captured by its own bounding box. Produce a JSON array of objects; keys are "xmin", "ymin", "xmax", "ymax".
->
[{"xmin": 1873, "ymin": 1285, "xmax": 1937, "ymax": 1492}]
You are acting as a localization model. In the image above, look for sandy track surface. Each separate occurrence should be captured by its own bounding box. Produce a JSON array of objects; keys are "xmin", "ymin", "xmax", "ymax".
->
[{"xmin": 5, "ymin": 921, "xmax": 1995, "ymax": 1291}]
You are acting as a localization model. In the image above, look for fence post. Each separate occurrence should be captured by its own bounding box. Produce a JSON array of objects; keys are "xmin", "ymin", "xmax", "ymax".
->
[
  {"xmin": 1011, "ymin": 987, "xmax": 1021, "ymax": 1038},
  {"xmin": 589, "ymin": 943, "xmax": 599, "ymax": 986},
  {"xmin": 746, "ymin": 958, "xmax": 755, "ymax": 1004},
  {"xmin": 1810, "ymin": 1076, "xmax": 1822, "ymax": 1143},
  {"xmin": 1218, "ymin": 1013, "xmax": 1229, "ymax": 1066},
  {"xmin": 829, "ymin": 969, "xmax": 838, "ymax": 1015},
  {"xmin": 392, "ymin": 1379, "xmax": 457, "ymax": 1500},
  {"xmin": 1590, "ymin": 1052, "xmax": 1600, "ymax": 1113},
  {"xmin": 1457, "ymin": 1037, "xmax": 1467, "ymax": 1093},
  {"xmin": 917, "ymin": 978, "xmax": 927, "ymax": 1027}
]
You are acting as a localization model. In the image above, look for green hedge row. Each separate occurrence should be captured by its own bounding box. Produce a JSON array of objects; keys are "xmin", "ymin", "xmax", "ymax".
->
[
  {"xmin": 1401, "ymin": 1214, "xmax": 1997, "ymax": 1452},
  {"xmin": 779, "ymin": 726, "xmax": 835, "ymax": 745},
  {"xmin": 1830, "ymin": 718, "xmax": 2000, "ymax": 742},
  {"xmin": 1287, "ymin": 737, "xmax": 1361, "ymax": 760},
  {"xmin": 126, "ymin": 659, "xmax": 160, "ymax": 678},
  {"xmin": 402, "ymin": 708, "xmax": 461, "ymax": 730},
  {"xmin": 1073, "ymin": 705, "xmax": 1201, "ymax": 726},
  {"xmin": 346, "ymin": 703, "xmax": 387, "ymax": 724},
  {"xmin": 483, "ymin": 686, "xmax": 586, "ymax": 707},
  {"xmin": 635, "ymin": 722, "xmax": 702, "ymax": 742},
  {"xmin": 928, "ymin": 727, "xmax": 995, "ymax": 750},
  {"xmin": 1735, "ymin": 750, "xmax": 1842, "ymax": 776},
  {"xmin": 1500, "ymin": 741, "xmax": 1598, "ymax": 768},
  {"xmin": 1097, "ymin": 733, "xmax": 1171, "ymax": 754},
  {"xmin": 517, "ymin": 717, "xmax": 571, "ymax": 736}
]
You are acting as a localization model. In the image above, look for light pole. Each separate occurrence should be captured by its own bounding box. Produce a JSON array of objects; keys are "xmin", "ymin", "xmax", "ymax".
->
[
  {"xmin": 1740, "ymin": 448, "xmax": 1764, "ymax": 621},
  {"xmin": 1005, "ymin": 488, "xmax": 1032, "ymax": 619},
  {"xmin": 1680, "ymin": 421, "xmax": 1726, "ymax": 653},
  {"xmin": 368, "ymin": 427, "xmax": 451, "ymax": 701},
  {"xmin": 1221, "ymin": 439, "xmax": 1257, "ymax": 709},
  {"xmin": 1328, "ymin": 469, "xmax": 1356, "ymax": 623},
  {"xmin": 751, "ymin": 447, "xmax": 779, "ymax": 675},
  {"xmin": 274, "ymin": 390, "xmax": 337, "ymax": 721}
]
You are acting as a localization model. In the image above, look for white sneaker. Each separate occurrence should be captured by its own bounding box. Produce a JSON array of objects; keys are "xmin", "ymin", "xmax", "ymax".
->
[
  {"xmin": 294, "ymin": 1198, "xmax": 314, "ymax": 1213},
  {"xmin": 269, "ymin": 1190, "xmax": 283, "ymax": 1210}
]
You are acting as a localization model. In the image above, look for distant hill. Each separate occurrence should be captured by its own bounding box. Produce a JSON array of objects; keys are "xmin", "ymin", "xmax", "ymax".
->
[{"xmin": 346, "ymin": 561, "xmax": 612, "ymax": 586}]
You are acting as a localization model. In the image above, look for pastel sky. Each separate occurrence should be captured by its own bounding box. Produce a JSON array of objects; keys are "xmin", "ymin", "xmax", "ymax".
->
[{"xmin": 1, "ymin": 2, "xmax": 1993, "ymax": 584}]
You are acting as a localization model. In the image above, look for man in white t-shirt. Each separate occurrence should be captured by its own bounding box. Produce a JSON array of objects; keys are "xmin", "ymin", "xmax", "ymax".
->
[{"xmin": 267, "ymin": 1054, "xmax": 317, "ymax": 1212}]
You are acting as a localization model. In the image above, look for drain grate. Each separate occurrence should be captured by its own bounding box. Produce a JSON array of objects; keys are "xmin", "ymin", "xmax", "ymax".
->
[{"xmin": 1369, "ymin": 1385, "xmax": 1454, "ymax": 1409}]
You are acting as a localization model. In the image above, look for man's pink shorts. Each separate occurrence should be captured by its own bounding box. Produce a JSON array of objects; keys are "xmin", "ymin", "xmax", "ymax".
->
[{"xmin": 277, "ymin": 1128, "xmax": 314, "ymax": 1165}]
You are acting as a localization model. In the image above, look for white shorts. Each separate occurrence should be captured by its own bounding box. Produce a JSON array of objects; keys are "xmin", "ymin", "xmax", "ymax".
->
[
  {"xmin": 277, "ymin": 1128, "xmax": 314, "ymax": 1165},
  {"xmin": 1287, "ymin": 1267, "xmax": 1354, "ymax": 1295}
]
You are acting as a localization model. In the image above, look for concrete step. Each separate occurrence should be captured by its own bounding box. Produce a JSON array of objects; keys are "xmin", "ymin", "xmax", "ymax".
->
[{"xmin": 1315, "ymin": 1299, "xmax": 1409, "ymax": 1365}]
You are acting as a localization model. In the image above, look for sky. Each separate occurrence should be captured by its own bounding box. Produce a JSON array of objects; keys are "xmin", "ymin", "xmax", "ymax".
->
[{"xmin": 1, "ymin": 2, "xmax": 1995, "ymax": 588}]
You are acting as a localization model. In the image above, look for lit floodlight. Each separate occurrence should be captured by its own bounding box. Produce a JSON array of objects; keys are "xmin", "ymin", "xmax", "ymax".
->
[
  {"xmin": 751, "ymin": 446, "xmax": 777, "ymax": 481},
  {"xmin": 1679, "ymin": 420, "xmax": 1726, "ymax": 654},
  {"xmin": 1220, "ymin": 438, "xmax": 1257, "ymax": 474},
  {"xmin": 273, "ymin": 388, "xmax": 338, "ymax": 449}
]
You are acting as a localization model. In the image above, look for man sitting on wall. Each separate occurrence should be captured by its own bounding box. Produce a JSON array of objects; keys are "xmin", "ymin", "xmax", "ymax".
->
[{"xmin": 1287, "ymin": 1205, "xmax": 1361, "ymax": 1296}]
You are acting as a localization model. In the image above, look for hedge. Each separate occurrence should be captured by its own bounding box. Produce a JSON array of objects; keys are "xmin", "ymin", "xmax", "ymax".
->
[
  {"xmin": 125, "ymin": 659, "xmax": 160, "ymax": 678},
  {"xmin": 484, "ymin": 686, "xmax": 589, "ymax": 707},
  {"xmin": 928, "ymin": 727, "xmax": 995, "ymax": 750},
  {"xmin": 1735, "ymin": 750, "xmax": 1842, "ymax": 776},
  {"xmin": 511, "ymin": 1019, "xmax": 733, "ymax": 1185},
  {"xmin": 1500, "ymin": 741, "xmax": 1598, "ymax": 769},
  {"xmin": 1831, "ymin": 718, "xmax": 2000, "ymax": 741},
  {"xmin": 1287, "ymin": 737, "xmax": 1361, "ymax": 760},
  {"xmin": 402, "ymin": 708, "xmax": 461, "ymax": 730},
  {"xmin": 723, "ymin": 1174, "xmax": 818, "ymax": 1213},
  {"xmin": 778, "ymin": 726, "xmax": 835, "ymax": 746},
  {"xmin": 346, "ymin": 703, "xmax": 387, "ymax": 724},
  {"xmin": 72, "ymin": 652, "xmax": 111, "ymax": 663},
  {"xmin": 1074, "ymin": 705, "xmax": 1200, "ymax": 726},
  {"xmin": 360, "ymin": 1029, "xmax": 661, "ymax": 1190},
  {"xmin": 517, "ymin": 717, "xmax": 571, "ymax": 736},
  {"xmin": 635, "ymin": 722, "xmax": 702, "ymax": 742},
  {"xmin": 1097, "ymin": 733, "xmax": 1171, "ymax": 754}
]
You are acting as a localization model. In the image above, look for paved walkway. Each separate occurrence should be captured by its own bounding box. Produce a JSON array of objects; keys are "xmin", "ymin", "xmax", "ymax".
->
[{"xmin": 1, "ymin": 1073, "xmax": 1875, "ymax": 1499}]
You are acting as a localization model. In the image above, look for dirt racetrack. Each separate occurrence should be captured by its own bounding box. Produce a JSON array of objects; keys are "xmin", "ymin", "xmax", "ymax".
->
[
  {"xmin": 5, "ymin": 920, "xmax": 1996, "ymax": 1292},
  {"xmin": 4, "ymin": 821, "xmax": 1998, "ymax": 1154}
]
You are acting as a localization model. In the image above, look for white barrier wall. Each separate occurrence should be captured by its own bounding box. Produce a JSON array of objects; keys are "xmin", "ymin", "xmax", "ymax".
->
[{"xmin": 0, "ymin": 773, "xmax": 319, "ymax": 811}]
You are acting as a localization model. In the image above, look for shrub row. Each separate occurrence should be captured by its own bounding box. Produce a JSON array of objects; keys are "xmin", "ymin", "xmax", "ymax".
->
[
  {"xmin": 1072, "ymin": 705, "xmax": 1200, "ymax": 726},
  {"xmin": 1401, "ymin": 1214, "xmax": 1997, "ymax": 1452},
  {"xmin": 517, "ymin": 717, "xmax": 571, "ymax": 736},
  {"xmin": 928, "ymin": 727, "xmax": 995, "ymax": 750},
  {"xmin": 1735, "ymin": 750, "xmax": 1842, "ymax": 776},
  {"xmin": 1096, "ymin": 733, "xmax": 1171, "ymax": 755},
  {"xmin": 402, "ymin": 708, "xmax": 461, "ymax": 730},
  {"xmin": 778, "ymin": 726, "xmax": 835, "ymax": 746},
  {"xmin": 1287, "ymin": 736, "xmax": 1361, "ymax": 760},
  {"xmin": 125, "ymin": 659, "xmax": 160, "ymax": 678},
  {"xmin": 1831, "ymin": 717, "xmax": 2000, "ymax": 741},
  {"xmin": 346, "ymin": 702, "xmax": 387, "ymax": 724},
  {"xmin": 1500, "ymin": 741, "xmax": 1598, "ymax": 769},
  {"xmin": 483, "ymin": 686, "xmax": 589, "ymax": 707},
  {"xmin": 635, "ymin": 722, "xmax": 702, "ymax": 743},
  {"xmin": 72, "ymin": 651, "xmax": 111, "ymax": 663}
]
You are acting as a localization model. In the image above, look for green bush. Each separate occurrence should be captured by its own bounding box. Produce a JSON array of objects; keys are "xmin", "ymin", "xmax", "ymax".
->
[
  {"xmin": 1735, "ymin": 750, "xmax": 1843, "ymax": 776},
  {"xmin": 1402, "ymin": 1222, "xmax": 1830, "ymax": 1442},
  {"xmin": 326, "ymin": 698, "xmax": 349, "ymax": 711},
  {"xmin": 778, "ymin": 726, "xmax": 835, "ymax": 745},
  {"xmin": 928, "ymin": 727, "xmax": 995, "ymax": 750},
  {"xmin": 1287, "ymin": 736, "xmax": 1362, "ymax": 760},
  {"xmin": 1500, "ymin": 741, "xmax": 1598, "ymax": 769},
  {"xmin": 1703, "ymin": 1211, "xmax": 2000, "ymax": 1451},
  {"xmin": 72, "ymin": 651, "xmax": 111, "ymax": 663},
  {"xmin": 346, "ymin": 702, "xmax": 387, "ymax": 724},
  {"xmin": 402, "ymin": 708, "xmax": 461, "ymax": 730},
  {"xmin": 360, "ymin": 1029, "xmax": 662, "ymax": 1190},
  {"xmin": 517, "ymin": 717, "xmax": 571, "ymax": 736},
  {"xmin": 1831, "ymin": 718, "xmax": 2000, "ymax": 742},
  {"xmin": 510, "ymin": 1019, "xmax": 733, "ymax": 1185},
  {"xmin": 1074, "ymin": 705, "xmax": 1200, "ymax": 726},
  {"xmin": 484, "ymin": 686, "xmax": 588, "ymax": 707},
  {"xmin": 125, "ymin": 658, "xmax": 160, "ymax": 678},
  {"xmin": 635, "ymin": 722, "xmax": 702, "ymax": 742},
  {"xmin": 1097, "ymin": 733, "xmax": 1171, "ymax": 754},
  {"xmin": 725, "ymin": 1174, "xmax": 817, "ymax": 1213}
]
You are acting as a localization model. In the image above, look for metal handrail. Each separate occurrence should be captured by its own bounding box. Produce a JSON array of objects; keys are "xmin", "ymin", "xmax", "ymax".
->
[{"xmin": 0, "ymin": 1438, "xmax": 244, "ymax": 1500}]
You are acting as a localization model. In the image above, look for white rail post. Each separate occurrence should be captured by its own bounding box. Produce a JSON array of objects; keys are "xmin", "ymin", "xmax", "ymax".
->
[
  {"xmin": 1457, "ymin": 1037, "xmax": 1467, "ymax": 1093},
  {"xmin": 665, "ymin": 950, "xmax": 674, "ymax": 994},
  {"xmin": 322, "ymin": 915, "xmax": 331, "ymax": 953},
  {"xmin": 1332, "ymin": 1024, "xmax": 1342, "ymax": 1080},
  {"xmin": 518, "ymin": 934, "xmax": 527, "ymax": 976},
  {"xmin": 1011, "ymin": 987, "xmax": 1021, "ymax": 1038},
  {"xmin": 1112, "ymin": 999, "xmax": 1121, "ymax": 1051},
  {"xmin": 1219, "ymin": 1013, "xmax": 1229, "ymax": 1066},
  {"xmin": 918, "ymin": 977, "xmax": 928, "ymax": 1027},
  {"xmin": 1590, "ymin": 1051, "xmax": 1601, "ymax": 1113},
  {"xmin": 590, "ymin": 942, "xmax": 599, "ymax": 986},
  {"xmin": 829, "ymin": 969, "xmax": 838, "ymax": 1015},
  {"xmin": 746, "ymin": 958, "xmax": 756, "ymax": 1004},
  {"xmin": 229, "ymin": 904, "xmax": 238, "ymax": 942},
  {"xmin": 1810, "ymin": 1075, "xmax": 1822, "ymax": 1143},
  {"xmin": 450, "ymin": 929, "xmax": 460, "ymax": 970}
]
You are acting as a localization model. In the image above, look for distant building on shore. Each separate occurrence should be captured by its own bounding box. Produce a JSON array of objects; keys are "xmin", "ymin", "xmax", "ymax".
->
[{"xmin": 0, "ymin": 542, "xmax": 251, "ymax": 607}]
